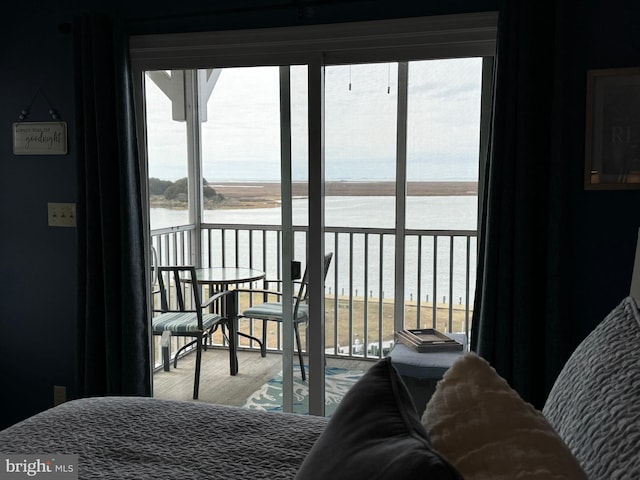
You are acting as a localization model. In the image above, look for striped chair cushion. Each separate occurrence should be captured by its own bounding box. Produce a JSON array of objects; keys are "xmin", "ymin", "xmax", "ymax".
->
[
  {"xmin": 152, "ymin": 312, "xmax": 220, "ymax": 334},
  {"xmin": 242, "ymin": 302, "xmax": 309, "ymax": 323}
]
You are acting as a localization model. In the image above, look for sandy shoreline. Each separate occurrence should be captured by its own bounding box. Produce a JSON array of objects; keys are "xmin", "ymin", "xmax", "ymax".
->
[{"xmin": 152, "ymin": 180, "xmax": 478, "ymax": 209}]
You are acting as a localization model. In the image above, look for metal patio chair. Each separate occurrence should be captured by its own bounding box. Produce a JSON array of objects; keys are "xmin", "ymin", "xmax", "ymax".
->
[
  {"xmin": 237, "ymin": 253, "xmax": 333, "ymax": 381},
  {"xmin": 152, "ymin": 265, "xmax": 234, "ymax": 399}
]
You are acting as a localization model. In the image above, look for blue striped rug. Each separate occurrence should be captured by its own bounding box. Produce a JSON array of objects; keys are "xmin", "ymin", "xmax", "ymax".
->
[{"xmin": 242, "ymin": 366, "xmax": 364, "ymax": 416}]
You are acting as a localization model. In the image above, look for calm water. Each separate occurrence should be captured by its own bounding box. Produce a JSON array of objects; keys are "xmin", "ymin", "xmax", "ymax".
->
[
  {"xmin": 150, "ymin": 196, "xmax": 477, "ymax": 304},
  {"xmin": 151, "ymin": 196, "xmax": 477, "ymax": 230}
]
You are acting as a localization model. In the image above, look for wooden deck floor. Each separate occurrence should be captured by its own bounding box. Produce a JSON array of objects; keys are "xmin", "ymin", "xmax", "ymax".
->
[{"xmin": 153, "ymin": 347, "xmax": 375, "ymax": 407}]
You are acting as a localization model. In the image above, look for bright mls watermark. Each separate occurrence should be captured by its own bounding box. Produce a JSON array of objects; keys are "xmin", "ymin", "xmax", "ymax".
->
[{"xmin": 0, "ymin": 455, "xmax": 77, "ymax": 479}]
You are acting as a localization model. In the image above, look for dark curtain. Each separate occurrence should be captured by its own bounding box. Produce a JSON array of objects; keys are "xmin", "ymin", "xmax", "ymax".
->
[
  {"xmin": 471, "ymin": 1, "xmax": 580, "ymax": 409},
  {"xmin": 74, "ymin": 13, "xmax": 151, "ymax": 397}
]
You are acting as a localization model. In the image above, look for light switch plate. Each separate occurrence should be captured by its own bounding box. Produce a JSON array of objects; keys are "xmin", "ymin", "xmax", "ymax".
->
[{"xmin": 48, "ymin": 202, "xmax": 76, "ymax": 227}]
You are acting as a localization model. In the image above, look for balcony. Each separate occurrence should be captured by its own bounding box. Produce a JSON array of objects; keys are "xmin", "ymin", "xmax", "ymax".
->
[{"xmin": 151, "ymin": 220, "xmax": 476, "ymax": 404}]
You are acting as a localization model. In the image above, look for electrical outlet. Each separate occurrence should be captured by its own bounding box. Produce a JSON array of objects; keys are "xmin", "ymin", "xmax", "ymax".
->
[
  {"xmin": 53, "ymin": 385, "xmax": 67, "ymax": 406},
  {"xmin": 48, "ymin": 202, "xmax": 76, "ymax": 227}
]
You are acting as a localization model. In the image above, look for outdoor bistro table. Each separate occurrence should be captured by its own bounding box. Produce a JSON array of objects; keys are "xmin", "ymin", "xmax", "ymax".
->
[
  {"xmin": 195, "ymin": 267, "xmax": 266, "ymax": 289},
  {"xmin": 193, "ymin": 267, "xmax": 266, "ymax": 375}
]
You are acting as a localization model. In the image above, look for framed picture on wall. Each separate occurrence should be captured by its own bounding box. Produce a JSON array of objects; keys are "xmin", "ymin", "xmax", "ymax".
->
[{"xmin": 585, "ymin": 67, "xmax": 640, "ymax": 190}]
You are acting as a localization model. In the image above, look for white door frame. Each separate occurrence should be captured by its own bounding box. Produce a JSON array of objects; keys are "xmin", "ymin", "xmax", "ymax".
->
[{"xmin": 131, "ymin": 12, "xmax": 497, "ymax": 415}]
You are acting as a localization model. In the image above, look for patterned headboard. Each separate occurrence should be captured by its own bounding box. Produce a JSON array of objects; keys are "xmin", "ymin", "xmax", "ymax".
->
[
  {"xmin": 541, "ymin": 229, "xmax": 640, "ymax": 478},
  {"xmin": 542, "ymin": 296, "xmax": 640, "ymax": 478}
]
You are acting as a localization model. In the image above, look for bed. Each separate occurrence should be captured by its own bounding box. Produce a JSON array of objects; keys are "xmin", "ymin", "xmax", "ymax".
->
[
  {"xmin": 2, "ymin": 308, "xmax": 640, "ymax": 480},
  {"xmin": 0, "ymin": 357, "xmax": 464, "ymax": 480}
]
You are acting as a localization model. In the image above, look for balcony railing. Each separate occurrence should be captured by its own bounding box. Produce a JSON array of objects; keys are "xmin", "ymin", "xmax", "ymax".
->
[{"xmin": 150, "ymin": 223, "xmax": 476, "ymax": 369}]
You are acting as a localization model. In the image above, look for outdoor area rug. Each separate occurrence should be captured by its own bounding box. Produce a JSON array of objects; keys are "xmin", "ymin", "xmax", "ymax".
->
[{"xmin": 242, "ymin": 366, "xmax": 365, "ymax": 416}]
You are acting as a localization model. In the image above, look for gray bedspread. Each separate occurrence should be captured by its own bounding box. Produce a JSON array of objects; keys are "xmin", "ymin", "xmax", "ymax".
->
[{"xmin": 0, "ymin": 396, "xmax": 329, "ymax": 479}]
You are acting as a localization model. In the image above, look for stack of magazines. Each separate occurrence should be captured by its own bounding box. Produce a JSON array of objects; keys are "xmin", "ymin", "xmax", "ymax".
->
[{"xmin": 394, "ymin": 328, "xmax": 463, "ymax": 353}]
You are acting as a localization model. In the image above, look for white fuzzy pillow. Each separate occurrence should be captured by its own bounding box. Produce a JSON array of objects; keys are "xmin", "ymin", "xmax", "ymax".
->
[{"xmin": 421, "ymin": 353, "xmax": 587, "ymax": 480}]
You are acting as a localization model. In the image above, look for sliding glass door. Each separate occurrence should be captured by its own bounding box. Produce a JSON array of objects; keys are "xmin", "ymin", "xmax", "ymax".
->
[{"xmin": 132, "ymin": 12, "xmax": 496, "ymax": 416}]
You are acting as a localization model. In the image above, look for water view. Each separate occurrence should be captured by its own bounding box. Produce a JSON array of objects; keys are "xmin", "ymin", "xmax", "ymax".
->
[
  {"xmin": 146, "ymin": 59, "xmax": 483, "ymax": 336},
  {"xmin": 151, "ymin": 195, "xmax": 477, "ymax": 230},
  {"xmin": 150, "ymin": 188, "xmax": 478, "ymax": 307}
]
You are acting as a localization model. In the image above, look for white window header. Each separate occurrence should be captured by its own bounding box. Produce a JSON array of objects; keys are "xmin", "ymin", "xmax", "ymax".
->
[{"xmin": 130, "ymin": 12, "xmax": 497, "ymax": 70}]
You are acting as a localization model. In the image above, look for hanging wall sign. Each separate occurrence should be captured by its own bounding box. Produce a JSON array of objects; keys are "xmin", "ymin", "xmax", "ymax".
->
[{"xmin": 12, "ymin": 121, "xmax": 68, "ymax": 155}]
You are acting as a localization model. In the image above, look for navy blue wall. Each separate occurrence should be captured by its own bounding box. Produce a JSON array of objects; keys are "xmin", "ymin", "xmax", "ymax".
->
[
  {"xmin": 2, "ymin": 6, "xmax": 78, "ymax": 429},
  {"xmin": 1, "ymin": 0, "xmax": 638, "ymax": 428},
  {"xmin": 576, "ymin": 2, "xmax": 640, "ymax": 340}
]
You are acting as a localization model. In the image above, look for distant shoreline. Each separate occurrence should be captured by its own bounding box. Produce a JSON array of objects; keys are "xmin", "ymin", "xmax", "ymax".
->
[
  {"xmin": 211, "ymin": 180, "xmax": 478, "ymax": 196},
  {"xmin": 151, "ymin": 180, "xmax": 478, "ymax": 209}
]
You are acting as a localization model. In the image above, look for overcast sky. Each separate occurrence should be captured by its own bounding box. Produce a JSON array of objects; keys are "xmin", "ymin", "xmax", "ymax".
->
[{"xmin": 144, "ymin": 58, "xmax": 483, "ymax": 182}]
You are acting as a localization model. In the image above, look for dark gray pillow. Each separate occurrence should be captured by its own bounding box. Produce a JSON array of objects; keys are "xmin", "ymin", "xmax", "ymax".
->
[{"xmin": 294, "ymin": 357, "xmax": 461, "ymax": 480}]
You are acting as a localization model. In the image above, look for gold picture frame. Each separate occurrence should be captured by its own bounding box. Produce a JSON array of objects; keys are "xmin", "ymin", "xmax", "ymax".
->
[{"xmin": 585, "ymin": 67, "xmax": 640, "ymax": 190}]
